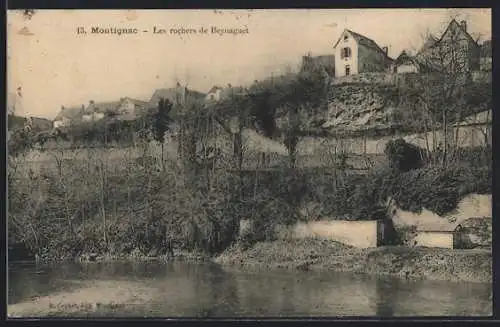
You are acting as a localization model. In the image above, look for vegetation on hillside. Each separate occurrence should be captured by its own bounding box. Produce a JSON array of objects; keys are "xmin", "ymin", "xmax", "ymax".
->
[{"xmin": 7, "ymin": 53, "xmax": 492, "ymax": 261}]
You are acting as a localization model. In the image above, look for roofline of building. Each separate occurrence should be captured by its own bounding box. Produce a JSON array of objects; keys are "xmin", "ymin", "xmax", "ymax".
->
[
  {"xmin": 422, "ymin": 19, "xmax": 479, "ymax": 54},
  {"xmin": 334, "ymin": 29, "xmax": 392, "ymax": 60}
]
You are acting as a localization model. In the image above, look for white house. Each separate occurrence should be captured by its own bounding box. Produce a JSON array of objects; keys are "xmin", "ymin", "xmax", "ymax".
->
[
  {"xmin": 333, "ymin": 29, "xmax": 393, "ymax": 78},
  {"xmin": 53, "ymin": 105, "xmax": 85, "ymax": 129},
  {"xmin": 414, "ymin": 223, "xmax": 458, "ymax": 249},
  {"xmin": 205, "ymin": 85, "xmax": 224, "ymax": 102},
  {"xmin": 82, "ymin": 100, "xmax": 120, "ymax": 122},
  {"xmin": 392, "ymin": 50, "xmax": 423, "ymax": 74}
]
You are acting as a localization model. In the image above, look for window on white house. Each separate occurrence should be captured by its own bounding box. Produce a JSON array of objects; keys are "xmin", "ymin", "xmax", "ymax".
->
[
  {"xmin": 345, "ymin": 65, "xmax": 351, "ymax": 76},
  {"xmin": 343, "ymin": 35, "xmax": 348, "ymax": 42},
  {"xmin": 341, "ymin": 47, "xmax": 352, "ymax": 59}
]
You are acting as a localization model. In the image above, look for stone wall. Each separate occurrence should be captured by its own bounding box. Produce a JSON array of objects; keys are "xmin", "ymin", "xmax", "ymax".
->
[
  {"xmin": 332, "ymin": 72, "xmax": 398, "ymax": 85},
  {"xmin": 275, "ymin": 220, "xmax": 381, "ymax": 248},
  {"xmin": 297, "ymin": 123, "xmax": 491, "ymax": 156}
]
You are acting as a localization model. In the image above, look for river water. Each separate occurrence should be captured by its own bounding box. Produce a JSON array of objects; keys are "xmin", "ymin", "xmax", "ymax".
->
[{"xmin": 8, "ymin": 261, "xmax": 492, "ymax": 317}]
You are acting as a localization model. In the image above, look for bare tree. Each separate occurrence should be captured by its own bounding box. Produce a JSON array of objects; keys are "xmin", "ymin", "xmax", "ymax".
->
[{"xmin": 402, "ymin": 19, "xmax": 480, "ymax": 167}]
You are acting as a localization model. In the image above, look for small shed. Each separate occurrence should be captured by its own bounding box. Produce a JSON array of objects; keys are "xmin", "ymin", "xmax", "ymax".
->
[
  {"xmin": 414, "ymin": 223, "xmax": 459, "ymax": 249},
  {"xmin": 415, "ymin": 217, "xmax": 493, "ymax": 249},
  {"xmin": 393, "ymin": 50, "xmax": 420, "ymax": 74}
]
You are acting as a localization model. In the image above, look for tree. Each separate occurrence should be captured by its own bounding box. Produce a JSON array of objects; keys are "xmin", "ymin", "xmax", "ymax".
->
[
  {"xmin": 152, "ymin": 98, "xmax": 173, "ymax": 171},
  {"xmin": 384, "ymin": 138, "xmax": 424, "ymax": 172},
  {"xmin": 400, "ymin": 19, "xmax": 485, "ymax": 167},
  {"xmin": 282, "ymin": 66, "xmax": 329, "ymax": 167}
]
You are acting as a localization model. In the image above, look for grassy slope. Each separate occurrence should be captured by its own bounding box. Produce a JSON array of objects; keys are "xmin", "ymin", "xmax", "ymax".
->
[{"xmin": 215, "ymin": 238, "xmax": 492, "ymax": 283}]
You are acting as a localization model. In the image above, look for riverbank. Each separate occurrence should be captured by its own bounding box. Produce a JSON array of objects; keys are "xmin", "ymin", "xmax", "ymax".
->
[
  {"xmin": 214, "ymin": 238, "xmax": 492, "ymax": 283},
  {"xmin": 12, "ymin": 249, "xmax": 211, "ymax": 265}
]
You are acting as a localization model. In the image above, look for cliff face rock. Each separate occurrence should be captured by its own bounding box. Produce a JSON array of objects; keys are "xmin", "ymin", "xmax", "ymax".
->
[
  {"xmin": 274, "ymin": 75, "xmax": 490, "ymax": 137},
  {"xmin": 323, "ymin": 84, "xmax": 399, "ymax": 131},
  {"xmin": 274, "ymin": 83, "xmax": 401, "ymax": 135}
]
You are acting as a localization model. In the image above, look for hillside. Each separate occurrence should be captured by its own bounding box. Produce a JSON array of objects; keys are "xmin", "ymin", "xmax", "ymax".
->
[
  {"xmin": 7, "ymin": 115, "xmax": 27, "ymax": 131},
  {"xmin": 8, "ymin": 115, "xmax": 52, "ymax": 132},
  {"xmin": 274, "ymin": 75, "xmax": 491, "ymax": 139}
]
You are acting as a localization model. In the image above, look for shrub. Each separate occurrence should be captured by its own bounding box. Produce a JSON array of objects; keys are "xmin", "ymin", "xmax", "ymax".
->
[
  {"xmin": 373, "ymin": 164, "xmax": 491, "ymax": 216},
  {"xmin": 384, "ymin": 138, "xmax": 424, "ymax": 172},
  {"xmin": 7, "ymin": 146, "xmax": 243, "ymax": 260}
]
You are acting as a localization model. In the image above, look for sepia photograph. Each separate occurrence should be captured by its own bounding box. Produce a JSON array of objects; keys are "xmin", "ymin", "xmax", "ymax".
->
[{"xmin": 7, "ymin": 8, "xmax": 492, "ymax": 318}]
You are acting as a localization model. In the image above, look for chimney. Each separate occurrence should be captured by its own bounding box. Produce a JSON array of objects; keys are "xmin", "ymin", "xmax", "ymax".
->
[
  {"xmin": 382, "ymin": 46, "xmax": 388, "ymax": 55},
  {"xmin": 460, "ymin": 20, "xmax": 467, "ymax": 32},
  {"xmin": 89, "ymin": 100, "xmax": 94, "ymax": 105},
  {"xmin": 61, "ymin": 105, "xmax": 65, "ymax": 110}
]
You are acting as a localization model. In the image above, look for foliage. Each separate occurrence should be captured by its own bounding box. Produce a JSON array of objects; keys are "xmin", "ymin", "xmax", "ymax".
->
[
  {"xmin": 152, "ymin": 98, "xmax": 173, "ymax": 144},
  {"xmin": 8, "ymin": 149, "xmax": 242, "ymax": 260},
  {"xmin": 384, "ymin": 138, "xmax": 424, "ymax": 172},
  {"xmin": 8, "ymin": 128, "xmax": 35, "ymax": 156},
  {"xmin": 8, "ymin": 114, "xmax": 27, "ymax": 131}
]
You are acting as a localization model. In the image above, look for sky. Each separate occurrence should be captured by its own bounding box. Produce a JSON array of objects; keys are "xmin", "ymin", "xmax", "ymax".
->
[{"xmin": 7, "ymin": 8, "xmax": 491, "ymax": 119}]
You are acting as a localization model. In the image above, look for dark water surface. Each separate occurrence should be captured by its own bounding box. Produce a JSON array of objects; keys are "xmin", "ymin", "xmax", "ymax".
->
[{"xmin": 8, "ymin": 261, "xmax": 492, "ymax": 317}]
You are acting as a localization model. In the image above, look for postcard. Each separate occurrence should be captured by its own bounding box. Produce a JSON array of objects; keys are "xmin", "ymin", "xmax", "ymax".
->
[{"xmin": 7, "ymin": 8, "xmax": 492, "ymax": 318}]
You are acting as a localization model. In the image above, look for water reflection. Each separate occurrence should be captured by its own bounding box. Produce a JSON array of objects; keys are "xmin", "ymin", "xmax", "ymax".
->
[{"xmin": 8, "ymin": 261, "xmax": 492, "ymax": 317}]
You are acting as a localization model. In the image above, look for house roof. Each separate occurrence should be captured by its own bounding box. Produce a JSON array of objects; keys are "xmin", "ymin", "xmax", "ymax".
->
[
  {"xmin": 85, "ymin": 101, "xmax": 121, "ymax": 114},
  {"xmin": 440, "ymin": 19, "xmax": 478, "ymax": 46},
  {"xmin": 394, "ymin": 50, "xmax": 419, "ymax": 66},
  {"xmin": 207, "ymin": 85, "xmax": 223, "ymax": 94},
  {"xmin": 417, "ymin": 222, "xmax": 457, "ymax": 233},
  {"xmin": 54, "ymin": 105, "xmax": 84, "ymax": 121},
  {"xmin": 187, "ymin": 89, "xmax": 206, "ymax": 100},
  {"xmin": 334, "ymin": 29, "xmax": 391, "ymax": 59},
  {"xmin": 459, "ymin": 216, "xmax": 492, "ymax": 229},
  {"xmin": 420, "ymin": 19, "xmax": 478, "ymax": 54},
  {"xmin": 204, "ymin": 85, "xmax": 246, "ymax": 103},
  {"xmin": 456, "ymin": 110, "xmax": 492, "ymax": 126},
  {"xmin": 149, "ymin": 88, "xmax": 180, "ymax": 107},
  {"xmin": 220, "ymin": 86, "xmax": 246, "ymax": 100},
  {"xmin": 149, "ymin": 86, "xmax": 205, "ymax": 107},
  {"xmin": 123, "ymin": 97, "xmax": 149, "ymax": 107}
]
